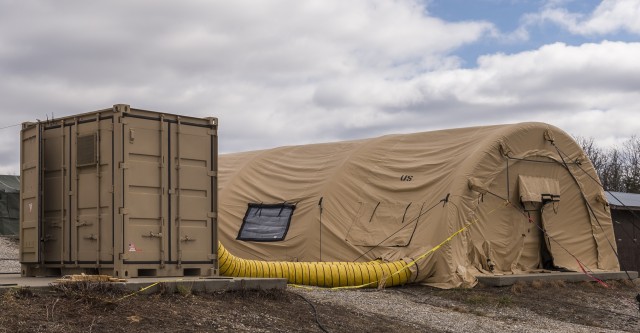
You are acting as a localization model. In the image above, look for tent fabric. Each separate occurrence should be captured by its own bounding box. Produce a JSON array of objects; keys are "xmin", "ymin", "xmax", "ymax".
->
[
  {"xmin": 0, "ymin": 175, "xmax": 20, "ymax": 235},
  {"xmin": 217, "ymin": 122, "xmax": 619, "ymax": 288}
]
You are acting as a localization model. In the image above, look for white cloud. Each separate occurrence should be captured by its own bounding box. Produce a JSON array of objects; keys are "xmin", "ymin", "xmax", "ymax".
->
[
  {"xmin": 0, "ymin": 1, "xmax": 638, "ymax": 175},
  {"xmin": 526, "ymin": 0, "xmax": 640, "ymax": 35},
  {"xmin": 0, "ymin": 0, "xmax": 495, "ymax": 165},
  {"xmin": 304, "ymin": 41, "xmax": 640, "ymax": 145}
]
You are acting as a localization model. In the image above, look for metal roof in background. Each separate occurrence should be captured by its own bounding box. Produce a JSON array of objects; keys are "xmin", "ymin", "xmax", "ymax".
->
[
  {"xmin": 606, "ymin": 191, "xmax": 640, "ymax": 209},
  {"xmin": 0, "ymin": 175, "xmax": 19, "ymax": 193}
]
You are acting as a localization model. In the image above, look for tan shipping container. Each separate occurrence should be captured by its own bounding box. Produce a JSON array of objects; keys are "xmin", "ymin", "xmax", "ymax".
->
[{"xmin": 20, "ymin": 104, "xmax": 218, "ymax": 278}]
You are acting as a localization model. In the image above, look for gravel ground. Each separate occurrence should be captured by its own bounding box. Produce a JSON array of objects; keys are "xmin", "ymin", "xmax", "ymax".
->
[
  {"xmin": 294, "ymin": 286, "xmax": 634, "ymax": 333},
  {"xmin": 0, "ymin": 236, "xmax": 20, "ymax": 273},
  {"xmin": 1, "ymin": 237, "xmax": 639, "ymax": 332}
]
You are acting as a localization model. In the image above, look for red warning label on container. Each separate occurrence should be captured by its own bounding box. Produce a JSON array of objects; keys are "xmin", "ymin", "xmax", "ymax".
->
[{"xmin": 128, "ymin": 243, "xmax": 139, "ymax": 252}]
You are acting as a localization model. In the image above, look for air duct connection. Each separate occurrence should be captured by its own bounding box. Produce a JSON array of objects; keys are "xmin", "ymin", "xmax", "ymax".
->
[{"xmin": 217, "ymin": 242, "xmax": 414, "ymax": 288}]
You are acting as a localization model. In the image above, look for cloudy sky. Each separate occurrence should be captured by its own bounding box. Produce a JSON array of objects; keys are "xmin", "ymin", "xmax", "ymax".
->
[{"xmin": 1, "ymin": 0, "xmax": 639, "ymax": 174}]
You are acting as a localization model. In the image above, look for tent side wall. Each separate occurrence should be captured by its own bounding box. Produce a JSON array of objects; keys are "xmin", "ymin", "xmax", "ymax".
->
[
  {"xmin": 217, "ymin": 122, "xmax": 620, "ymax": 289},
  {"xmin": 218, "ymin": 126, "xmax": 507, "ymax": 267}
]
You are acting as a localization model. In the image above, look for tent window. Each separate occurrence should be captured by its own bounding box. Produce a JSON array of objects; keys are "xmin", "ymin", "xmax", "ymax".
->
[{"xmin": 237, "ymin": 203, "xmax": 295, "ymax": 242}]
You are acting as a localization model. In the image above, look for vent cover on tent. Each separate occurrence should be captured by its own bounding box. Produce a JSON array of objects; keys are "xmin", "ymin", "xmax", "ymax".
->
[{"xmin": 518, "ymin": 175, "xmax": 560, "ymax": 203}]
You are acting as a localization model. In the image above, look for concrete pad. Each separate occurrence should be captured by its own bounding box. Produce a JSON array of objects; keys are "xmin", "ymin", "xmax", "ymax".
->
[
  {"xmin": 0, "ymin": 274, "xmax": 287, "ymax": 293},
  {"xmin": 477, "ymin": 271, "xmax": 638, "ymax": 287}
]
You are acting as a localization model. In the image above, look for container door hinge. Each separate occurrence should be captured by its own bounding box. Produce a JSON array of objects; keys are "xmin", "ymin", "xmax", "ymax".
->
[
  {"xmin": 119, "ymin": 162, "xmax": 129, "ymax": 169},
  {"xmin": 207, "ymin": 212, "xmax": 217, "ymax": 218},
  {"xmin": 119, "ymin": 207, "xmax": 129, "ymax": 215},
  {"xmin": 207, "ymin": 171, "xmax": 217, "ymax": 177}
]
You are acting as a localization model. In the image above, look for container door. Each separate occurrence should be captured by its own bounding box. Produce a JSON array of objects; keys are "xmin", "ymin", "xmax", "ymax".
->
[
  {"xmin": 20, "ymin": 124, "xmax": 41, "ymax": 264},
  {"xmin": 73, "ymin": 117, "xmax": 115, "ymax": 264},
  {"xmin": 122, "ymin": 117, "xmax": 168, "ymax": 264},
  {"xmin": 170, "ymin": 121, "xmax": 214, "ymax": 264},
  {"xmin": 41, "ymin": 123, "xmax": 68, "ymax": 264}
]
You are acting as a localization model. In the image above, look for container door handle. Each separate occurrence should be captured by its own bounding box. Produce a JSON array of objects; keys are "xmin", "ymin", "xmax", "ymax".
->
[
  {"xmin": 142, "ymin": 231, "xmax": 163, "ymax": 238},
  {"xmin": 181, "ymin": 235, "xmax": 196, "ymax": 242}
]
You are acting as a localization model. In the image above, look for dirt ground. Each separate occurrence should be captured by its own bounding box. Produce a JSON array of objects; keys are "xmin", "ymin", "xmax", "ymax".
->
[{"xmin": 1, "ymin": 278, "xmax": 639, "ymax": 333}]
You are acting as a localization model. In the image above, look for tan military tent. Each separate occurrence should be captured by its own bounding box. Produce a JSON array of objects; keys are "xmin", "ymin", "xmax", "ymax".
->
[{"xmin": 218, "ymin": 122, "xmax": 619, "ymax": 288}]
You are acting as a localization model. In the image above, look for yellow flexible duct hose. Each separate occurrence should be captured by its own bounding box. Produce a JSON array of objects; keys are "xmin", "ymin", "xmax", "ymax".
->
[{"xmin": 218, "ymin": 242, "xmax": 413, "ymax": 288}]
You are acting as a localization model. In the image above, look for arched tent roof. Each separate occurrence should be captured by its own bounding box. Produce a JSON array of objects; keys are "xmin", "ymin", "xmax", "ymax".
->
[{"xmin": 218, "ymin": 122, "xmax": 619, "ymax": 288}]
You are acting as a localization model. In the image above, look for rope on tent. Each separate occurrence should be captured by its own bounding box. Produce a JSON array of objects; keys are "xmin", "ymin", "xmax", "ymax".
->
[
  {"xmin": 548, "ymin": 140, "xmax": 623, "ymax": 261},
  {"xmin": 496, "ymin": 143, "xmax": 628, "ymax": 283},
  {"xmin": 318, "ymin": 197, "xmax": 323, "ymax": 262},
  {"xmin": 551, "ymin": 141, "xmax": 639, "ymax": 235},
  {"xmin": 554, "ymin": 144, "xmax": 640, "ymax": 235},
  {"xmin": 220, "ymin": 199, "xmax": 510, "ymax": 289},
  {"xmin": 576, "ymin": 260, "xmax": 609, "ymax": 288},
  {"xmin": 505, "ymin": 154, "xmax": 511, "ymax": 200},
  {"xmin": 493, "ymin": 142, "xmax": 617, "ymax": 284},
  {"xmin": 505, "ymin": 200, "xmax": 610, "ymax": 286},
  {"xmin": 504, "ymin": 154, "xmax": 580, "ymax": 164},
  {"xmin": 327, "ymin": 199, "xmax": 509, "ymax": 290},
  {"xmin": 547, "ymin": 139, "xmax": 640, "ymax": 309},
  {"xmin": 351, "ymin": 194, "xmax": 449, "ymax": 262},
  {"xmin": 504, "ymin": 140, "xmax": 631, "ymax": 278}
]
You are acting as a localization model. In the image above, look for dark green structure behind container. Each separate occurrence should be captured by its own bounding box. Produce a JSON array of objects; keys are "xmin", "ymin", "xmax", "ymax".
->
[{"xmin": 0, "ymin": 175, "xmax": 20, "ymax": 235}]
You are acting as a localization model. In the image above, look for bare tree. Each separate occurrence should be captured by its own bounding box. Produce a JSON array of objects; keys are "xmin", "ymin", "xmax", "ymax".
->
[
  {"xmin": 576, "ymin": 136, "xmax": 606, "ymax": 184},
  {"xmin": 602, "ymin": 149, "xmax": 624, "ymax": 192},
  {"xmin": 576, "ymin": 136, "xmax": 639, "ymax": 193},
  {"xmin": 621, "ymin": 136, "xmax": 640, "ymax": 193}
]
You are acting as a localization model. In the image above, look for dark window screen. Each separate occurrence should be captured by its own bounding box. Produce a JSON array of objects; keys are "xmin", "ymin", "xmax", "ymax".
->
[{"xmin": 237, "ymin": 203, "xmax": 295, "ymax": 241}]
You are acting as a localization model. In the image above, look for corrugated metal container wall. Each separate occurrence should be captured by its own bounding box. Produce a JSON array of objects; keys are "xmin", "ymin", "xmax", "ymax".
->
[{"xmin": 20, "ymin": 104, "xmax": 218, "ymax": 278}]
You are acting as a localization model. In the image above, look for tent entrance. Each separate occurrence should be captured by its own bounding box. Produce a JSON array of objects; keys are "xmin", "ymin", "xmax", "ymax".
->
[
  {"xmin": 517, "ymin": 202, "xmax": 556, "ymax": 270},
  {"xmin": 517, "ymin": 175, "xmax": 561, "ymax": 271}
]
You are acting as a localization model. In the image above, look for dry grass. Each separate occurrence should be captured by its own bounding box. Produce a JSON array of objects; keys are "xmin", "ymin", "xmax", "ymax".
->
[
  {"xmin": 621, "ymin": 278, "xmax": 637, "ymax": 288},
  {"xmin": 580, "ymin": 281, "xmax": 595, "ymax": 289},
  {"xmin": 548, "ymin": 279, "xmax": 566, "ymax": 288},
  {"xmin": 465, "ymin": 294, "xmax": 490, "ymax": 305},
  {"xmin": 497, "ymin": 295, "xmax": 513, "ymax": 306},
  {"xmin": 510, "ymin": 281, "xmax": 526, "ymax": 294},
  {"xmin": 530, "ymin": 280, "xmax": 544, "ymax": 289}
]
